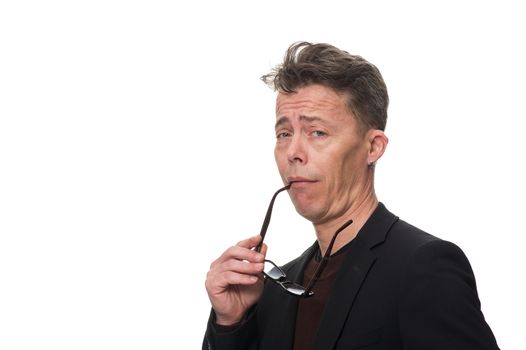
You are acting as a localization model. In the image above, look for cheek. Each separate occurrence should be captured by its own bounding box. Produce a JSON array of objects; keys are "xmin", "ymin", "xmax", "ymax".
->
[
  {"xmin": 327, "ymin": 149, "xmax": 363, "ymax": 184},
  {"xmin": 339, "ymin": 152, "xmax": 367, "ymax": 188},
  {"xmin": 323, "ymin": 152, "xmax": 346, "ymax": 176}
]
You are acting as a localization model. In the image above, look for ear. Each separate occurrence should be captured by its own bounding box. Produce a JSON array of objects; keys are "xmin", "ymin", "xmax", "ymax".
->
[{"xmin": 366, "ymin": 129, "xmax": 388, "ymax": 165}]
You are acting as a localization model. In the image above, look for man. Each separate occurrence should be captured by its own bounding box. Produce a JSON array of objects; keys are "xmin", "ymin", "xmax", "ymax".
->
[{"xmin": 203, "ymin": 42, "xmax": 499, "ymax": 349}]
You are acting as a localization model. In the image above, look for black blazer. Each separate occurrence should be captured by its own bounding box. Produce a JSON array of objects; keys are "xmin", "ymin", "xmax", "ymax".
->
[{"xmin": 204, "ymin": 203, "xmax": 499, "ymax": 350}]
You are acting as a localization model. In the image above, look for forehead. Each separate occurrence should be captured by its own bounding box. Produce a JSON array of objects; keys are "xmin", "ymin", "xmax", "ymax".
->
[{"xmin": 275, "ymin": 84, "xmax": 349, "ymax": 117}]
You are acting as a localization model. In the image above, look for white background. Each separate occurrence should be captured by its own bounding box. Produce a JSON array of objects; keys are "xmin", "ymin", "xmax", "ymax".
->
[{"xmin": 1, "ymin": 1, "xmax": 524, "ymax": 349}]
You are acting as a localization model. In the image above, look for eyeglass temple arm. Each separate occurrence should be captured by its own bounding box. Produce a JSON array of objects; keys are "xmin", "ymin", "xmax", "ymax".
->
[
  {"xmin": 304, "ymin": 218, "xmax": 354, "ymax": 294},
  {"xmin": 255, "ymin": 184, "xmax": 291, "ymax": 253}
]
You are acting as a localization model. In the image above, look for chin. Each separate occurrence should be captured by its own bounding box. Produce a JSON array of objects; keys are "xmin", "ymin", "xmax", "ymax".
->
[
  {"xmin": 290, "ymin": 191, "xmax": 326, "ymax": 219},
  {"xmin": 293, "ymin": 203, "xmax": 323, "ymax": 223}
]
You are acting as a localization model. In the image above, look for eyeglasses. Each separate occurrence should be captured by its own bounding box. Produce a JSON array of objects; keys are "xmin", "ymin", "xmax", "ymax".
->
[{"xmin": 255, "ymin": 184, "xmax": 353, "ymax": 298}]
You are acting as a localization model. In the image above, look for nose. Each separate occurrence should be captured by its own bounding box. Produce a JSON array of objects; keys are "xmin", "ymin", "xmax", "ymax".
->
[{"xmin": 287, "ymin": 134, "xmax": 307, "ymax": 165}]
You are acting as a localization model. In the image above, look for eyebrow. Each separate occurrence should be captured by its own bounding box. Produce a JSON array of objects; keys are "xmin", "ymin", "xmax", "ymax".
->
[{"xmin": 275, "ymin": 115, "xmax": 324, "ymax": 129}]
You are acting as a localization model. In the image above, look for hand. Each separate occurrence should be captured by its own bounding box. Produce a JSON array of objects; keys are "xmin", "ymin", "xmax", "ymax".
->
[{"xmin": 205, "ymin": 235, "xmax": 267, "ymax": 326}]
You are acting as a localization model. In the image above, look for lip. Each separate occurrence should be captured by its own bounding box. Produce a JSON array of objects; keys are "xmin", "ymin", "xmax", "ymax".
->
[{"xmin": 287, "ymin": 177, "xmax": 317, "ymax": 187}]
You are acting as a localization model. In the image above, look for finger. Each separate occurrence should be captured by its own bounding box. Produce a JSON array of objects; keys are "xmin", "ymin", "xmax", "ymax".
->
[
  {"xmin": 211, "ymin": 246, "xmax": 265, "ymax": 271},
  {"xmin": 213, "ymin": 238, "xmax": 265, "ymax": 266},
  {"xmin": 259, "ymin": 243, "xmax": 268, "ymax": 257},
  {"xmin": 208, "ymin": 270, "xmax": 262, "ymax": 291},
  {"xmin": 215, "ymin": 259, "xmax": 264, "ymax": 276},
  {"xmin": 236, "ymin": 235, "xmax": 262, "ymax": 249}
]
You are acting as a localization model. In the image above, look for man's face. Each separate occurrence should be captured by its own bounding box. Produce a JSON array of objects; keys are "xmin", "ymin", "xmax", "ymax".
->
[{"xmin": 274, "ymin": 84, "xmax": 371, "ymax": 225}]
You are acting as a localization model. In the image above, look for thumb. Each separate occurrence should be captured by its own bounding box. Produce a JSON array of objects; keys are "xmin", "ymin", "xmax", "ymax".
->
[{"xmin": 259, "ymin": 243, "xmax": 268, "ymax": 257}]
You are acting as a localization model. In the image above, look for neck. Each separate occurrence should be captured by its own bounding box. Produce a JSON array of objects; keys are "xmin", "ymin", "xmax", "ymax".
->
[{"xmin": 313, "ymin": 191, "xmax": 379, "ymax": 256}]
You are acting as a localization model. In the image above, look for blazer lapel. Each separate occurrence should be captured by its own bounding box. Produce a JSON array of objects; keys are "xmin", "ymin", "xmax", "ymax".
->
[
  {"xmin": 312, "ymin": 203, "xmax": 398, "ymax": 350},
  {"xmin": 312, "ymin": 239, "xmax": 376, "ymax": 350}
]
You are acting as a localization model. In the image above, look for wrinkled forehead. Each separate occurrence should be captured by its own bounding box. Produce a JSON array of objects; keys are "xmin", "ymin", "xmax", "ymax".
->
[{"xmin": 275, "ymin": 85, "xmax": 349, "ymax": 117}]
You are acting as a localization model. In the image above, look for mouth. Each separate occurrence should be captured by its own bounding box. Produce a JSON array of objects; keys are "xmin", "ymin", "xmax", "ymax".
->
[{"xmin": 287, "ymin": 177, "xmax": 317, "ymax": 187}]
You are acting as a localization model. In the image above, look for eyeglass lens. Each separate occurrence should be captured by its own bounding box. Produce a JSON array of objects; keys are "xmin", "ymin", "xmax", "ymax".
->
[
  {"xmin": 264, "ymin": 260, "xmax": 308, "ymax": 296},
  {"xmin": 263, "ymin": 260, "xmax": 286, "ymax": 280}
]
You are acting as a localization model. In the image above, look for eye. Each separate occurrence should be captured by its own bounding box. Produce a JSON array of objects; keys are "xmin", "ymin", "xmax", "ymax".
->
[
  {"xmin": 276, "ymin": 131, "xmax": 292, "ymax": 139},
  {"xmin": 312, "ymin": 130, "xmax": 327, "ymax": 137}
]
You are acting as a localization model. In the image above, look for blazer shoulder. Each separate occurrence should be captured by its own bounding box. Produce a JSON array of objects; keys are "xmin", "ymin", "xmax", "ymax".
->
[
  {"xmin": 376, "ymin": 218, "xmax": 468, "ymax": 267},
  {"xmin": 387, "ymin": 218, "xmax": 444, "ymax": 251},
  {"xmin": 374, "ymin": 214, "xmax": 475, "ymax": 283}
]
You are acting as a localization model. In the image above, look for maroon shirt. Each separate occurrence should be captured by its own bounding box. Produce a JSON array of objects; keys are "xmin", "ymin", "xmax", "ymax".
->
[{"xmin": 293, "ymin": 240, "xmax": 354, "ymax": 350}]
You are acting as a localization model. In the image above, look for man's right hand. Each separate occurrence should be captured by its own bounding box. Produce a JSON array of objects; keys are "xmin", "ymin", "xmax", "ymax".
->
[{"xmin": 205, "ymin": 235, "xmax": 267, "ymax": 326}]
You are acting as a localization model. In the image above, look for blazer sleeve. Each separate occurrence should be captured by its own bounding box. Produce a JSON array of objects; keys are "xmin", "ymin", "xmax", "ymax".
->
[
  {"xmin": 202, "ymin": 307, "xmax": 259, "ymax": 350},
  {"xmin": 398, "ymin": 240, "xmax": 499, "ymax": 350}
]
